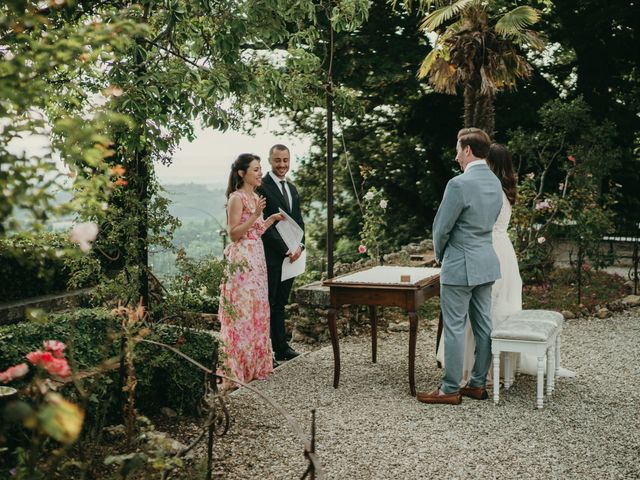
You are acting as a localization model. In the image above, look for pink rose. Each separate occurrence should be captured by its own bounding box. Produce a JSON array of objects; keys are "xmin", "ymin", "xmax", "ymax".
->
[
  {"xmin": 40, "ymin": 351, "xmax": 54, "ymax": 363},
  {"xmin": 43, "ymin": 340, "xmax": 66, "ymax": 358},
  {"xmin": 358, "ymin": 245, "xmax": 367, "ymax": 254},
  {"xmin": 567, "ymin": 155, "xmax": 576, "ymax": 164},
  {"xmin": 69, "ymin": 222, "xmax": 98, "ymax": 253},
  {"xmin": 45, "ymin": 358, "xmax": 71, "ymax": 379},
  {"xmin": 0, "ymin": 363, "xmax": 29, "ymax": 384},
  {"xmin": 535, "ymin": 199, "xmax": 552, "ymax": 211},
  {"xmin": 26, "ymin": 351, "xmax": 43, "ymax": 365},
  {"xmin": 25, "ymin": 349, "xmax": 71, "ymax": 379}
]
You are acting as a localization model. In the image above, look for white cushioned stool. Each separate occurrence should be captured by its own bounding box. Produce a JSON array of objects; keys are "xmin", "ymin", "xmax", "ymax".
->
[{"xmin": 491, "ymin": 310, "xmax": 564, "ymax": 409}]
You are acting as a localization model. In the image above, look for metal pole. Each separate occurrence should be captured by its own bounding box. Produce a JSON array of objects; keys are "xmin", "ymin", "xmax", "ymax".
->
[
  {"xmin": 326, "ymin": 82, "xmax": 334, "ymax": 279},
  {"xmin": 326, "ymin": 5, "xmax": 334, "ymax": 280}
]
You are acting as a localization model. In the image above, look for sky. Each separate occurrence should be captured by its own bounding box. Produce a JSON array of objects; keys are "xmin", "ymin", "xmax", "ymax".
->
[
  {"xmin": 9, "ymin": 117, "xmax": 312, "ymax": 188},
  {"xmin": 155, "ymin": 120, "xmax": 312, "ymax": 186}
]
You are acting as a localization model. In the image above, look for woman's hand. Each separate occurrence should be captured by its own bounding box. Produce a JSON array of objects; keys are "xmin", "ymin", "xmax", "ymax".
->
[
  {"xmin": 268, "ymin": 212, "xmax": 285, "ymax": 223},
  {"xmin": 253, "ymin": 196, "xmax": 267, "ymax": 218}
]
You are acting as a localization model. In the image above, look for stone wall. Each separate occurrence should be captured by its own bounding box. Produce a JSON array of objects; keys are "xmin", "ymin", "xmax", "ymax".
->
[{"xmin": 0, "ymin": 288, "xmax": 93, "ymax": 325}]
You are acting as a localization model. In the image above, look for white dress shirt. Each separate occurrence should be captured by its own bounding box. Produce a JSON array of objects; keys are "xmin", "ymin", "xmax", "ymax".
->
[
  {"xmin": 269, "ymin": 170, "xmax": 291, "ymax": 207},
  {"xmin": 464, "ymin": 159, "xmax": 488, "ymax": 173}
]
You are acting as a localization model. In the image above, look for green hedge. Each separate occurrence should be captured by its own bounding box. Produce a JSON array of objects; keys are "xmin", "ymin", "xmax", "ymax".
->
[
  {"xmin": 0, "ymin": 232, "xmax": 98, "ymax": 302},
  {"xmin": 0, "ymin": 308, "xmax": 218, "ymax": 415}
]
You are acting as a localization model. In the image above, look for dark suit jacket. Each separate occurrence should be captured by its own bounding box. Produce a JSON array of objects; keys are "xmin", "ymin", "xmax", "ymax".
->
[{"xmin": 258, "ymin": 174, "xmax": 305, "ymax": 266}]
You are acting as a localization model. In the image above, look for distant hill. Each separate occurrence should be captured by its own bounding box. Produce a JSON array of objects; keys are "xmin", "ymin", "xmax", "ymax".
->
[
  {"xmin": 151, "ymin": 183, "xmax": 228, "ymax": 278},
  {"xmin": 162, "ymin": 183, "xmax": 226, "ymax": 227}
]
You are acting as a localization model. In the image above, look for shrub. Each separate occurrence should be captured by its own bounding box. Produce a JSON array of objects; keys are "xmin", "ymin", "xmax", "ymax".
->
[
  {"xmin": 0, "ymin": 232, "xmax": 99, "ymax": 302},
  {"xmin": 158, "ymin": 249, "xmax": 225, "ymax": 318},
  {"xmin": 136, "ymin": 325, "xmax": 218, "ymax": 414},
  {"xmin": 522, "ymin": 268, "xmax": 628, "ymax": 313},
  {"xmin": 0, "ymin": 308, "xmax": 218, "ymax": 415},
  {"xmin": 508, "ymin": 97, "xmax": 620, "ymax": 284}
]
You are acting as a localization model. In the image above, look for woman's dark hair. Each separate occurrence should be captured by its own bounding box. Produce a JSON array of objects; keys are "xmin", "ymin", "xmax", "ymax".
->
[
  {"xmin": 225, "ymin": 153, "xmax": 260, "ymax": 198},
  {"xmin": 487, "ymin": 143, "xmax": 517, "ymax": 205}
]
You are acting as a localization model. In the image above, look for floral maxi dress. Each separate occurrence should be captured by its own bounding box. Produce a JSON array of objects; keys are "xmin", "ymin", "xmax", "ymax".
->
[{"xmin": 217, "ymin": 190, "xmax": 273, "ymax": 384}]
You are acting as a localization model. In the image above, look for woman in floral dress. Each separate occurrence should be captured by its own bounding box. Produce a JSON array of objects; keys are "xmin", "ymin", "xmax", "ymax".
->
[{"xmin": 217, "ymin": 153, "xmax": 283, "ymax": 389}]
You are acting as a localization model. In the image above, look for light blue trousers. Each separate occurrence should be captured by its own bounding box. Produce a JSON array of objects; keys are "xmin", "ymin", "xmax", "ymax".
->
[{"xmin": 440, "ymin": 282, "xmax": 494, "ymax": 393}]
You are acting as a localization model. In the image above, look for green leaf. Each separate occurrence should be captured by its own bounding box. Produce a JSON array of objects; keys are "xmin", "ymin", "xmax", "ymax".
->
[{"xmin": 26, "ymin": 308, "xmax": 49, "ymax": 324}]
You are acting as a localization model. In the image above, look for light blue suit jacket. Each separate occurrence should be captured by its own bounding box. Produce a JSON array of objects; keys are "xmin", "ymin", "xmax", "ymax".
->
[{"xmin": 433, "ymin": 162, "xmax": 503, "ymax": 286}]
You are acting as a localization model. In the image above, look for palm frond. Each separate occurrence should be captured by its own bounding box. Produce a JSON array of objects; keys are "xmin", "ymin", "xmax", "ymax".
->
[
  {"xmin": 479, "ymin": 66, "xmax": 497, "ymax": 96},
  {"xmin": 429, "ymin": 58, "xmax": 457, "ymax": 94},
  {"xmin": 419, "ymin": 0, "xmax": 479, "ymax": 32},
  {"xmin": 495, "ymin": 6, "xmax": 540, "ymax": 36},
  {"xmin": 503, "ymin": 29, "xmax": 544, "ymax": 50},
  {"xmin": 417, "ymin": 48, "xmax": 441, "ymax": 79}
]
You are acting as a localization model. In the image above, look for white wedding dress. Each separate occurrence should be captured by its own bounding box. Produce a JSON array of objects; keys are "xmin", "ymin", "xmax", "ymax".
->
[{"xmin": 436, "ymin": 192, "xmax": 574, "ymax": 380}]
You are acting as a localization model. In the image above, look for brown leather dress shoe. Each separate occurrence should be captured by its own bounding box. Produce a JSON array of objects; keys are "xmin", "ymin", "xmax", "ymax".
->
[
  {"xmin": 416, "ymin": 389, "xmax": 462, "ymax": 405},
  {"xmin": 459, "ymin": 385, "xmax": 488, "ymax": 400}
]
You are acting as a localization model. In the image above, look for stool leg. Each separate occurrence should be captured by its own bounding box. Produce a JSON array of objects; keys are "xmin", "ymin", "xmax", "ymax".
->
[
  {"xmin": 546, "ymin": 346, "xmax": 555, "ymax": 395},
  {"xmin": 536, "ymin": 356, "xmax": 545, "ymax": 409},
  {"xmin": 503, "ymin": 353, "xmax": 512, "ymax": 390},
  {"xmin": 493, "ymin": 353, "xmax": 500, "ymax": 404},
  {"xmin": 555, "ymin": 331, "xmax": 562, "ymax": 379}
]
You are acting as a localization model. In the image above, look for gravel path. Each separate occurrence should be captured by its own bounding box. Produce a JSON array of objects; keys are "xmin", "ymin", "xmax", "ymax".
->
[{"xmin": 208, "ymin": 310, "xmax": 640, "ymax": 479}]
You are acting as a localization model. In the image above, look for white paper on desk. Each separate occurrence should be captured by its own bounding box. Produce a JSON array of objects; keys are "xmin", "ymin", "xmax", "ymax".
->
[
  {"xmin": 275, "ymin": 208, "xmax": 306, "ymax": 281},
  {"xmin": 281, "ymin": 249, "xmax": 306, "ymax": 281}
]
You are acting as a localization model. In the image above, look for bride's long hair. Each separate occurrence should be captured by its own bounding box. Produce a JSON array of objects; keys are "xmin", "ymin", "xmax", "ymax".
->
[{"xmin": 487, "ymin": 143, "xmax": 517, "ymax": 206}]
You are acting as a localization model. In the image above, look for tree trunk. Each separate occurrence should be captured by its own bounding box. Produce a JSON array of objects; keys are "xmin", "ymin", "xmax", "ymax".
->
[
  {"xmin": 463, "ymin": 84, "xmax": 476, "ymax": 129},
  {"xmin": 463, "ymin": 81, "xmax": 495, "ymax": 138},
  {"xmin": 135, "ymin": 145, "xmax": 150, "ymax": 308}
]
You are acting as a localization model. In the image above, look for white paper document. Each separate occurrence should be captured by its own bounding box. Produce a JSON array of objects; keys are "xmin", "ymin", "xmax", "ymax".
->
[
  {"xmin": 281, "ymin": 249, "xmax": 307, "ymax": 281},
  {"xmin": 275, "ymin": 208, "xmax": 306, "ymax": 281}
]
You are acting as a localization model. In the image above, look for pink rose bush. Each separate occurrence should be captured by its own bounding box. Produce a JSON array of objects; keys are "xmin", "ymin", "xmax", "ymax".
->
[{"xmin": 0, "ymin": 340, "xmax": 71, "ymax": 384}]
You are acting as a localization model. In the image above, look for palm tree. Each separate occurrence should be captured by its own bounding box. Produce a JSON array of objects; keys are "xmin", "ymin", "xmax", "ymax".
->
[{"xmin": 416, "ymin": 0, "xmax": 543, "ymax": 136}]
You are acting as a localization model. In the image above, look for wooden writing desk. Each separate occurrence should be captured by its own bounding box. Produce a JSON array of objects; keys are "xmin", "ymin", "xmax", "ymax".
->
[{"xmin": 323, "ymin": 266, "xmax": 441, "ymax": 396}]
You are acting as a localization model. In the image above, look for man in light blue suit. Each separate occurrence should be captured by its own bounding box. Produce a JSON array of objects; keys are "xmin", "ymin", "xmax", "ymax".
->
[{"xmin": 418, "ymin": 128, "xmax": 502, "ymax": 405}]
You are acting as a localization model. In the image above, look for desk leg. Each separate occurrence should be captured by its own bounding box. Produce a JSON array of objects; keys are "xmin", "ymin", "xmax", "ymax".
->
[
  {"xmin": 435, "ymin": 311, "xmax": 443, "ymax": 369},
  {"xmin": 370, "ymin": 305, "xmax": 377, "ymax": 363},
  {"xmin": 408, "ymin": 311, "xmax": 418, "ymax": 396},
  {"xmin": 328, "ymin": 306, "xmax": 340, "ymax": 388}
]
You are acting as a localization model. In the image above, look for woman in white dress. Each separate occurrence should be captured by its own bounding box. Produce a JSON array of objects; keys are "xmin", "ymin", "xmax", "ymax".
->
[{"xmin": 437, "ymin": 143, "xmax": 574, "ymax": 381}]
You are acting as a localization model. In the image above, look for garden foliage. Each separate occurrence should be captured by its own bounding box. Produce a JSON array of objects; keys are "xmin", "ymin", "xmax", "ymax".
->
[
  {"xmin": 0, "ymin": 232, "xmax": 100, "ymax": 302},
  {"xmin": 508, "ymin": 97, "xmax": 620, "ymax": 286},
  {"xmin": 0, "ymin": 308, "xmax": 218, "ymax": 415}
]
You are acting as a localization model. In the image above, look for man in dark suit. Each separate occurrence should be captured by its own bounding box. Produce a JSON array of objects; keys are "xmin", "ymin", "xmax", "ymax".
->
[{"xmin": 258, "ymin": 144, "xmax": 305, "ymax": 362}]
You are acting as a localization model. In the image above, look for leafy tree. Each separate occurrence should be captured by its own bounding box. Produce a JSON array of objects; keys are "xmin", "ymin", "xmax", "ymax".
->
[
  {"xmin": 287, "ymin": 0, "xmax": 559, "ymax": 262},
  {"xmin": 2, "ymin": 1, "xmax": 370, "ymax": 306},
  {"xmin": 544, "ymin": 0, "xmax": 640, "ymax": 222},
  {"xmin": 286, "ymin": 0, "xmax": 458, "ymax": 257},
  {"xmin": 0, "ymin": 2, "xmax": 138, "ymax": 233}
]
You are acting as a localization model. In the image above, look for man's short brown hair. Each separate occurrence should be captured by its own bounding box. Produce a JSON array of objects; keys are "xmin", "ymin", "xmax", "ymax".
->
[{"xmin": 457, "ymin": 128, "xmax": 491, "ymax": 159}]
